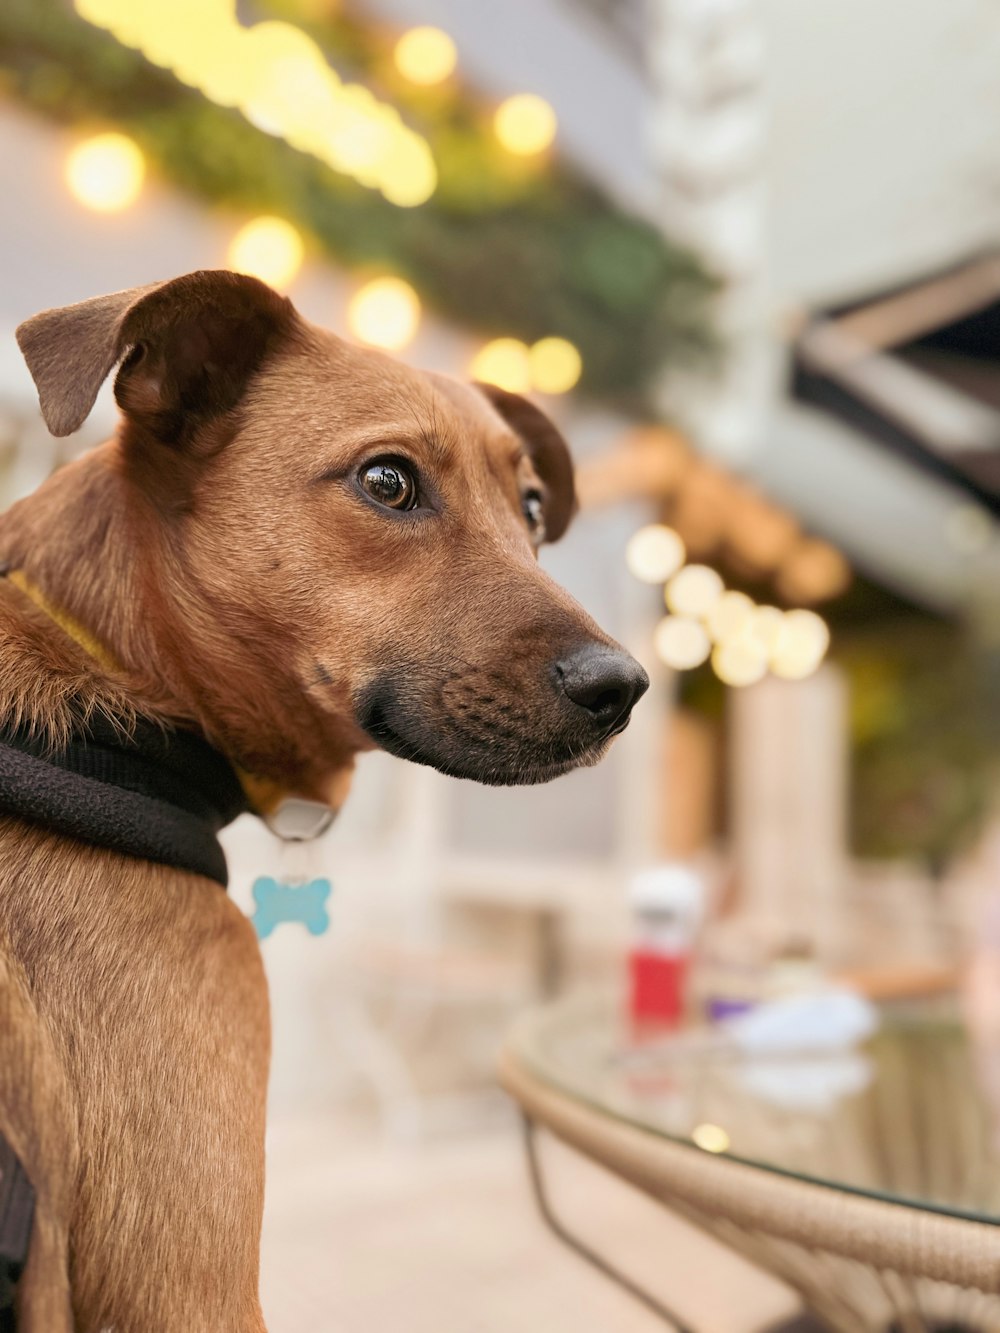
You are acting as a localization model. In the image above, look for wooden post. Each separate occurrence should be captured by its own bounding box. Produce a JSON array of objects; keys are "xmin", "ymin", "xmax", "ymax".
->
[{"xmin": 729, "ymin": 665, "xmax": 849, "ymax": 957}]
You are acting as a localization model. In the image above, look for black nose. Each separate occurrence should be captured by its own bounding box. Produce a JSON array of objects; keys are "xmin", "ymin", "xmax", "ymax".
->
[{"xmin": 556, "ymin": 646, "xmax": 649, "ymax": 733}]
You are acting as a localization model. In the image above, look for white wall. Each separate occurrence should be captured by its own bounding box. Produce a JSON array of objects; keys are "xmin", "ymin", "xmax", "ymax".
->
[{"xmin": 759, "ymin": 0, "xmax": 1000, "ymax": 306}]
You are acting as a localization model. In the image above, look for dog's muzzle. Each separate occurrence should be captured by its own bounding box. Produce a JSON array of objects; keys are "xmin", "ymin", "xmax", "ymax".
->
[{"xmin": 355, "ymin": 644, "xmax": 648, "ymax": 787}]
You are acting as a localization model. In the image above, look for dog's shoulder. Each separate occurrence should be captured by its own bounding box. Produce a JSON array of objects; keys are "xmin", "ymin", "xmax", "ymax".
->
[{"xmin": 0, "ymin": 586, "xmax": 136, "ymax": 747}]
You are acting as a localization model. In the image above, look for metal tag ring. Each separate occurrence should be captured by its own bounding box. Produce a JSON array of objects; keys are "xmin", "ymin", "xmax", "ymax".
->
[{"xmin": 263, "ymin": 797, "xmax": 336, "ymax": 842}]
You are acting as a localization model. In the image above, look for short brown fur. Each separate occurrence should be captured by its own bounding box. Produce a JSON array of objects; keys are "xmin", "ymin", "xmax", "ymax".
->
[{"xmin": 0, "ymin": 272, "xmax": 644, "ymax": 1330}]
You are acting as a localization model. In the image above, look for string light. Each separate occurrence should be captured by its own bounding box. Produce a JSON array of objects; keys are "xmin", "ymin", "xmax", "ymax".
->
[
  {"xmin": 494, "ymin": 93, "xmax": 557, "ymax": 155},
  {"xmin": 625, "ymin": 525, "xmax": 686, "ymax": 584},
  {"xmin": 469, "ymin": 338, "xmax": 532, "ymax": 393},
  {"xmin": 705, "ymin": 590, "xmax": 754, "ymax": 644},
  {"xmin": 529, "ymin": 337, "xmax": 582, "ymax": 394},
  {"xmin": 654, "ymin": 616, "xmax": 711, "ymax": 670},
  {"xmin": 770, "ymin": 610, "xmax": 830, "ymax": 681},
  {"xmin": 240, "ymin": 21, "xmax": 333, "ymax": 133},
  {"xmin": 74, "ymin": 0, "xmax": 437, "ymax": 206},
  {"xmin": 394, "ymin": 26, "xmax": 457, "ymax": 86},
  {"xmin": 747, "ymin": 605, "xmax": 785, "ymax": 656},
  {"xmin": 227, "ymin": 216, "xmax": 304, "ymax": 290},
  {"xmin": 379, "ymin": 139, "xmax": 439, "ymax": 209},
  {"xmin": 666, "ymin": 565, "xmax": 724, "ymax": 618},
  {"xmin": 692, "ymin": 1123, "xmax": 730, "ymax": 1154},
  {"xmin": 347, "ymin": 277, "xmax": 421, "ymax": 350},
  {"xmin": 712, "ymin": 640, "xmax": 767, "ymax": 688},
  {"xmin": 778, "ymin": 539, "xmax": 851, "ymax": 604},
  {"xmin": 727, "ymin": 499, "xmax": 798, "ymax": 571},
  {"xmin": 65, "ymin": 132, "xmax": 145, "ymax": 212}
]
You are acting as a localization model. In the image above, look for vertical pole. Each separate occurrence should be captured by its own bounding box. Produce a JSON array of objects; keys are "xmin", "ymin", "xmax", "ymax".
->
[
  {"xmin": 730, "ymin": 668, "xmax": 850, "ymax": 957},
  {"xmin": 645, "ymin": 0, "xmax": 776, "ymax": 470}
]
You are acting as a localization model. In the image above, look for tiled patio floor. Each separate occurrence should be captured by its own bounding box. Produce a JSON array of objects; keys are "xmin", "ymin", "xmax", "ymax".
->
[{"xmin": 260, "ymin": 1115, "xmax": 798, "ymax": 1333}]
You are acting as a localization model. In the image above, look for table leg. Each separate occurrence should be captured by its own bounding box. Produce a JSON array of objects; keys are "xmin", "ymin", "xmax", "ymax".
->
[
  {"xmin": 521, "ymin": 1114, "xmax": 701, "ymax": 1333},
  {"xmin": 535, "ymin": 909, "xmax": 563, "ymax": 999}
]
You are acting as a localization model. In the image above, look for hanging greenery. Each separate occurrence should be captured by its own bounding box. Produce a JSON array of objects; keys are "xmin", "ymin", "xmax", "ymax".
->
[
  {"xmin": 844, "ymin": 626, "xmax": 999, "ymax": 874},
  {"xmin": 0, "ymin": 0, "xmax": 717, "ymax": 409}
]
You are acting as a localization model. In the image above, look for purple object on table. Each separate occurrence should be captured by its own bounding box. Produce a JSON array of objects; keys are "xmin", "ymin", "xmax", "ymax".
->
[{"xmin": 706, "ymin": 996, "xmax": 757, "ymax": 1022}]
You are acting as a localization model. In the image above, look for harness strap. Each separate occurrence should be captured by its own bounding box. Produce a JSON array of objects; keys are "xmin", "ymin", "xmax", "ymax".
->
[
  {"xmin": 0, "ymin": 717, "xmax": 247, "ymax": 886},
  {"xmin": 0, "ymin": 1132, "xmax": 34, "ymax": 1322}
]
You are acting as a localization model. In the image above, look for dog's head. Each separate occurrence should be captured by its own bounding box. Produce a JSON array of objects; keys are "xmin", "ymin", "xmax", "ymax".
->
[{"xmin": 16, "ymin": 271, "xmax": 647, "ymax": 789}]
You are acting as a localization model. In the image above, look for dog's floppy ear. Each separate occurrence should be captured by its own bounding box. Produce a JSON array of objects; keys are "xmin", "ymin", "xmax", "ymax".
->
[
  {"xmin": 475, "ymin": 382, "xmax": 578, "ymax": 542},
  {"xmin": 16, "ymin": 270, "xmax": 296, "ymax": 442}
]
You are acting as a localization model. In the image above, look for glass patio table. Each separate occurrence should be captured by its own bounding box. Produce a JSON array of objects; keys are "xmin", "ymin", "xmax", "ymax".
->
[{"xmin": 500, "ymin": 992, "xmax": 1000, "ymax": 1333}]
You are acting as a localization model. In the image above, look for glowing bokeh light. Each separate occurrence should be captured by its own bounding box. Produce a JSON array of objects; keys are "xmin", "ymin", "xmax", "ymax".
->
[
  {"xmin": 65, "ymin": 132, "xmax": 145, "ymax": 212},
  {"xmin": 393, "ymin": 26, "xmax": 457, "ymax": 85},
  {"xmin": 528, "ymin": 337, "xmax": 582, "ymax": 394},
  {"xmin": 469, "ymin": 338, "xmax": 532, "ymax": 393},
  {"xmin": 747, "ymin": 605, "xmax": 785, "ymax": 656},
  {"xmin": 666, "ymin": 564, "xmax": 724, "ymax": 618},
  {"xmin": 692, "ymin": 1123, "xmax": 730, "ymax": 1154},
  {"xmin": 705, "ymin": 590, "xmax": 755, "ymax": 643},
  {"xmin": 494, "ymin": 93, "xmax": 557, "ymax": 155},
  {"xmin": 779, "ymin": 539, "xmax": 851, "ymax": 604},
  {"xmin": 654, "ymin": 616, "xmax": 711, "ymax": 670},
  {"xmin": 227, "ymin": 216, "xmax": 304, "ymax": 289},
  {"xmin": 625, "ymin": 525, "xmax": 686, "ymax": 584},
  {"xmin": 378, "ymin": 131, "xmax": 440, "ymax": 207},
  {"xmin": 712, "ymin": 640, "xmax": 768, "ymax": 688},
  {"xmin": 347, "ymin": 277, "xmax": 422, "ymax": 350},
  {"xmin": 770, "ymin": 609, "xmax": 830, "ymax": 681},
  {"xmin": 74, "ymin": 0, "xmax": 437, "ymax": 206},
  {"xmin": 241, "ymin": 21, "xmax": 331, "ymax": 134}
]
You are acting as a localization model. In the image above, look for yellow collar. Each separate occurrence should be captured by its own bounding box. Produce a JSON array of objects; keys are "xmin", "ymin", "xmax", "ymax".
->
[
  {"xmin": 2, "ymin": 567, "xmax": 321, "ymax": 827},
  {"xmin": 7, "ymin": 568, "xmax": 121, "ymax": 674}
]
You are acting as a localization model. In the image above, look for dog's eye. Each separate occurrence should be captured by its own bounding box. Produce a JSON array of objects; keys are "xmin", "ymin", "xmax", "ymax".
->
[
  {"xmin": 359, "ymin": 461, "xmax": 417, "ymax": 511},
  {"xmin": 523, "ymin": 490, "xmax": 546, "ymax": 542}
]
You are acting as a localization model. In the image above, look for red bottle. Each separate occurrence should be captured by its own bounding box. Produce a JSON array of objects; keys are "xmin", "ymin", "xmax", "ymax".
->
[{"xmin": 628, "ymin": 866, "xmax": 704, "ymax": 1034}]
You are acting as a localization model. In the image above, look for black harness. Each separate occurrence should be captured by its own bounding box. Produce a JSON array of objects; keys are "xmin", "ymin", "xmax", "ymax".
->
[
  {"xmin": 0, "ymin": 714, "xmax": 249, "ymax": 1319},
  {"xmin": 0, "ymin": 715, "xmax": 248, "ymax": 886},
  {"xmin": 0, "ymin": 1141, "xmax": 33, "ymax": 1331}
]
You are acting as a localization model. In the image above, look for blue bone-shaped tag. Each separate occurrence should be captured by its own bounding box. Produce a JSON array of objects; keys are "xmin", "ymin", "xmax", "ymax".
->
[{"xmin": 251, "ymin": 877, "xmax": 332, "ymax": 940}]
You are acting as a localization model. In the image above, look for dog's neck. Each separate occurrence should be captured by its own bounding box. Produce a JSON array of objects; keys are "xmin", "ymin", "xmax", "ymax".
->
[{"xmin": 0, "ymin": 442, "xmax": 362, "ymax": 809}]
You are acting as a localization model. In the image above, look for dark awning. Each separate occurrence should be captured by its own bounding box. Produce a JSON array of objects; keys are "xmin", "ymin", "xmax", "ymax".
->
[{"xmin": 792, "ymin": 255, "xmax": 1000, "ymax": 517}]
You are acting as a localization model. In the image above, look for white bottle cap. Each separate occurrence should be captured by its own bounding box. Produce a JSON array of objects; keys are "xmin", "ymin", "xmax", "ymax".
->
[{"xmin": 629, "ymin": 865, "xmax": 704, "ymax": 916}]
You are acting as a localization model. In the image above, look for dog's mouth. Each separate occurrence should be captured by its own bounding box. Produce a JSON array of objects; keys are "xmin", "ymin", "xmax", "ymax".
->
[{"xmin": 355, "ymin": 683, "xmax": 619, "ymax": 787}]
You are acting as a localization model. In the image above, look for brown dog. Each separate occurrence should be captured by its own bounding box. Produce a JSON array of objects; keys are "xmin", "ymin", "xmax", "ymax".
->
[{"xmin": 0, "ymin": 270, "xmax": 647, "ymax": 1331}]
